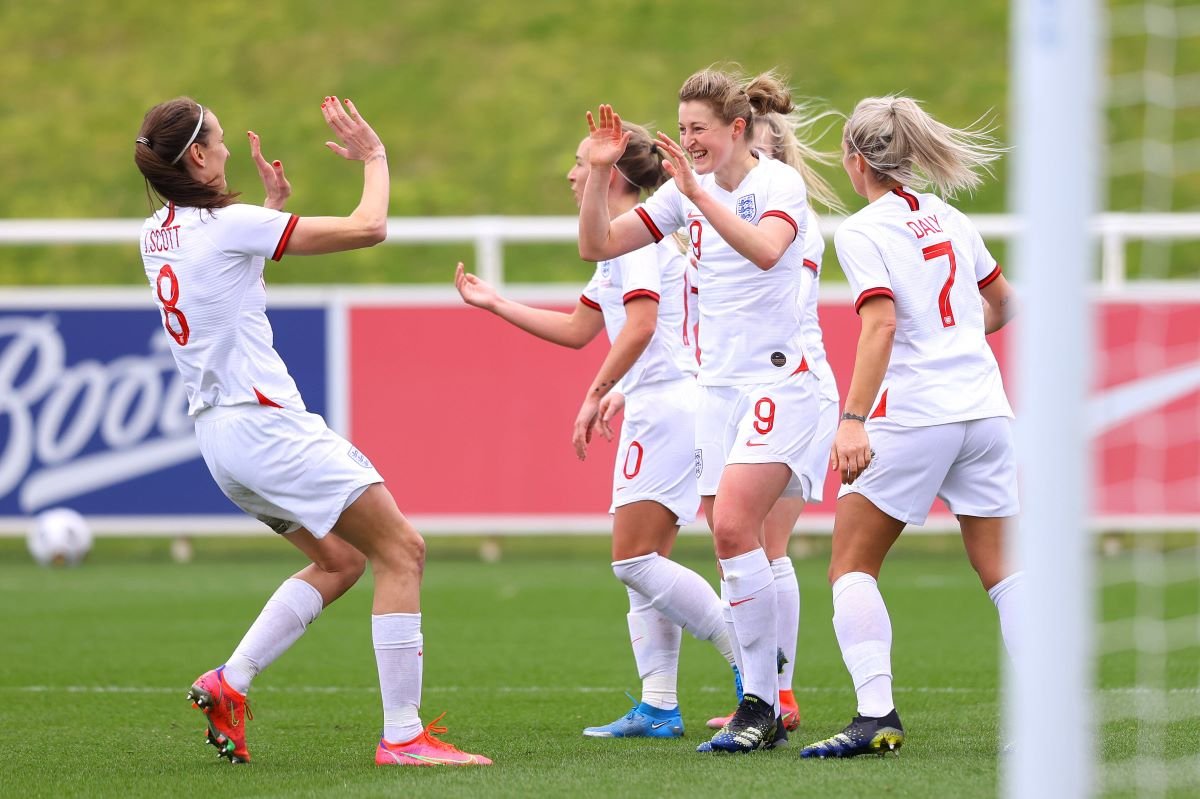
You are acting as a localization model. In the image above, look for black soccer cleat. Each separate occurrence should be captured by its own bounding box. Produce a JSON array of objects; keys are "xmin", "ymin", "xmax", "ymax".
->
[
  {"xmin": 697, "ymin": 694, "xmax": 778, "ymax": 754},
  {"xmin": 798, "ymin": 708, "xmax": 904, "ymax": 758}
]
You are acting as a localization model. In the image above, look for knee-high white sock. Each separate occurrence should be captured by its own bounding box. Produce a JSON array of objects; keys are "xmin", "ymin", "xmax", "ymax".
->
[
  {"xmin": 720, "ymin": 580, "xmax": 745, "ymax": 680},
  {"xmin": 612, "ymin": 553, "xmax": 734, "ymax": 665},
  {"xmin": 720, "ymin": 549, "xmax": 778, "ymax": 708},
  {"xmin": 771, "ymin": 556, "xmax": 800, "ymax": 692},
  {"xmin": 625, "ymin": 586, "xmax": 681, "ymax": 710},
  {"xmin": 373, "ymin": 612, "xmax": 424, "ymax": 743},
  {"xmin": 832, "ymin": 572, "xmax": 894, "ymax": 718},
  {"xmin": 223, "ymin": 577, "xmax": 324, "ymax": 694},
  {"xmin": 988, "ymin": 571, "xmax": 1025, "ymax": 662}
]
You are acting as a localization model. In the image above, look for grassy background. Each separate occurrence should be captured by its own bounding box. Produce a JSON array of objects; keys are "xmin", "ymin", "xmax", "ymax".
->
[{"xmin": 2, "ymin": 534, "xmax": 1198, "ymax": 797}]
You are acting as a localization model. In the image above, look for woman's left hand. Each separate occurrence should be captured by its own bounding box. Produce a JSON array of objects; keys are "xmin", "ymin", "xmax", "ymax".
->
[
  {"xmin": 830, "ymin": 421, "xmax": 873, "ymax": 485},
  {"xmin": 248, "ymin": 131, "xmax": 292, "ymax": 211},
  {"xmin": 572, "ymin": 396, "xmax": 602, "ymax": 461},
  {"xmin": 655, "ymin": 132, "xmax": 700, "ymax": 199}
]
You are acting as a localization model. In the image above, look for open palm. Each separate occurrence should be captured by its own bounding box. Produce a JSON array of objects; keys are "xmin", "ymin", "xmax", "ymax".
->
[{"xmin": 585, "ymin": 104, "xmax": 630, "ymax": 169}]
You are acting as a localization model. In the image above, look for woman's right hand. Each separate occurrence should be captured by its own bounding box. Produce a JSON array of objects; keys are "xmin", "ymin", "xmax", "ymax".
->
[
  {"xmin": 830, "ymin": 420, "xmax": 873, "ymax": 485},
  {"xmin": 321, "ymin": 96, "xmax": 386, "ymax": 162},
  {"xmin": 585, "ymin": 104, "xmax": 631, "ymax": 169},
  {"xmin": 597, "ymin": 391, "xmax": 625, "ymax": 441},
  {"xmin": 455, "ymin": 262, "xmax": 499, "ymax": 311}
]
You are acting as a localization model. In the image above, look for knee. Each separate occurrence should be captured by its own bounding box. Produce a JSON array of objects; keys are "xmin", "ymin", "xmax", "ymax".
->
[
  {"xmin": 314, "ymin": 545, "xmax": 367, "ymax": 589},
  {"xmin": 375, "ymin": 522, "xmax": 426, "ymax": 576}
]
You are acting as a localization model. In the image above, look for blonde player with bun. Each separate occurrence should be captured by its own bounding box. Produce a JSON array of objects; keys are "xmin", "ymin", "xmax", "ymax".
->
[
  {"xmin": 455, "ymin": 121, "xmax": 738, "ymax": 740},
  {"xmin": 580, "ymin": 66, "xmax": 832, "ymax": 754},
  {"xmin": 135, "ymin": 96, "xmax": 489, "ymax": 767},
  {"xmin": 799, "ymin": 96, "xmax": 1020, "ymax": 759},
  {"xmin": 702, "ymin": 105, "xmax": 848, "ymax": 735}
]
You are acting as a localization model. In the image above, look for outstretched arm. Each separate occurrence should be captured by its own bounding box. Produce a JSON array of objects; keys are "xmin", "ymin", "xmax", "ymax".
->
[
  {"xmin": 455, "ymin": 263, "xmax": 605, "ymax": 349},
  {"xmin": 577, "ymin": 105, "xmax": 655, "ymax": 261},
  {"xmin": 283, "ymin": 97, "xmax": 390, "ymax": 256}
]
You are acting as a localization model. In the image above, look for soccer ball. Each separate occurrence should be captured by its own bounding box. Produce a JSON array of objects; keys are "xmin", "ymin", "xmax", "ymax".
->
[{"xmin": 27, "ymin": 508, "xmax": 93, "ymax": 567}]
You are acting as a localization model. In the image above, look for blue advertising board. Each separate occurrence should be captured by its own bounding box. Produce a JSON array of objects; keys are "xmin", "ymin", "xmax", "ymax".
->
[{"xmin": 0, "ymin": 305, "xmax": 326, "ymax": 517}]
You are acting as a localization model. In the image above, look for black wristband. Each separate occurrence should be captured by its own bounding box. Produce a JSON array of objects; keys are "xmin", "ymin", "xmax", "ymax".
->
[{"xmin": 841, "ymin": 411, "xmax": 867, "ymax": 423}]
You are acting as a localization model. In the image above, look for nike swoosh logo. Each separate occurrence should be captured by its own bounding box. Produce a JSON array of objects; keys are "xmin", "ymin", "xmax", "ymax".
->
[
  {"xmin": 745, "ymin": 441, "xmax": 768, "ymax": 447},
  {"xmin": 1088, "ymin": 360, "xmax": 1200, "ymax": 435},
  {"xmin": 615, "ymin": 487, "xmax": 626, "ymax": 491},
  {"xmin": 729, "ymin": 597, "xmax": 755, "ymax": 606},
  {"xmin": 650, "ymin": 721, "xmax": 673, "ymax": 729},
  {"xmin": 687, "ymin": 211, "xmax": 704, "ymax": 219}
]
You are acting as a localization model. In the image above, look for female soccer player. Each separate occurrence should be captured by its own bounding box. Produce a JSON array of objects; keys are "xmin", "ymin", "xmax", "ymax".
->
[
  {"xmin": 455, "ymin": 122, "xmax": 736, "ymax": 739},
  {"xmin": 798, "ymin": 96, "xmax": 1020, "ymax": 758},
  {"xmin": 134, "ymin": 96, "xmax": 489, "ymax": 766},
  {"xmin": 704, "ymin": 108, "xmax": 846, "ymax": 735},
  {"xmin": 579, "ymin": 67, "xmax": 829, "ymax": 753}
]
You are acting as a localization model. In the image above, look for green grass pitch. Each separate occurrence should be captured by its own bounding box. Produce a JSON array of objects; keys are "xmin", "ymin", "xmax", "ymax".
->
[{"xmin": 1, "ymin": 534, "xmax": 1197, "ymax": 797}]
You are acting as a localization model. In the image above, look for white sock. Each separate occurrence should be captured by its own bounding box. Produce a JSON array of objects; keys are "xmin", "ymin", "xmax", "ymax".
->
[
  {"xmin": 771, "ymin": 556, "xmax": 800, "ymax": 692},
  {"xmin": 720, "ymin": 580, "xmax": 745, "ymax": 681},
  {"xmin": 223, "ymin": 577, "xmax": 324, "ymax": 694},
  {"xmin": 988, "ymin": 571, "xmax": 1025, "ymax": 662},
  {"xmin": 612, "ymin": 553, "xmax": 734, "ymax": 665},
  {"xmin": 373, "ymin": 613, "xmax": 424, "ymax": 743},
  {"xmin": 720, "ymin": 549, "xmax": 778, "ymax": 709},
  {"xmin": 626, "ymin": 587, "xmax": 681, "ymax": 710},
  {"xmin": 832, "ymin": 572, "xmax": 894, "ymax": 718}
]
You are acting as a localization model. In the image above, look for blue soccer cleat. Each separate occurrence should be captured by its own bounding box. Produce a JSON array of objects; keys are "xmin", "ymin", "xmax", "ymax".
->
[{"xmin": 583, "ymin": 700, "xmax": 684, "ymax": 739}]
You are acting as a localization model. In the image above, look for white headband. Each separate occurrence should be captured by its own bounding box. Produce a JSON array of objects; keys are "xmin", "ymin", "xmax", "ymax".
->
[{"xmin": 170, "ymin": 104, "xmax": 205, "ymax": 165}]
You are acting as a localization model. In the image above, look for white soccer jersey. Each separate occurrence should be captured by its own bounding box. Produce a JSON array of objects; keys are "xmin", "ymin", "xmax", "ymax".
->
[
  {"xmin": 797, "ymin": 209, "xmax": 839, "ymax": 407},
  {"xmin": 635, "ymin": 155, "xmax": 811, "ymax": 386},
  {"xmin": 140, "ymin": 202, "xmax": 303, "ymax": 417},
  {"xmin": 580, "ymin": 239, "xmax": 698, "ymax": 394},
  {"xmin": 835, "ymin": 187, "xmax": 1012, "ymax": 426}
]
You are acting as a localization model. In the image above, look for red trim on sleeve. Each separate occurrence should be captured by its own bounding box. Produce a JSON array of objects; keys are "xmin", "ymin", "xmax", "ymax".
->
[
  {"xmin": 580, "ymin": 295, "xmax": 601, "ymax": 311},
  {"xmin": 978, "ymin": 264, "xmax": 1002, "ymax": 289},
  {"xmin": 270, "ymin": 214, "xmax": 300, "ymax": 261},
  {"xmin": 760, "ymin": 210, "xmax": 798, "ymax": 239},
  {"xmin": 802, "ymin": 259, "xmax": 819, "ymax": 274},
  {"xmin": 870, "ymin": 389, "xmax": 888, "ymax": 419},
  {"xmin": 854, "ymin": 287, "xmax": 895, "ymax": 313},
  {"xmin": 634, "ymin": 207, "xmax": 665, "ymax": 242},
  {"xmin": 623, "ymin": 289, "xmax": 660, "ymax": 304},
  {"xmin": 892, "ymin": 188, "xmax": 920, "ymax": 211},
  {"xmin": 253, "ymin": 387, "xmax": 284, "ymax": 408},
  {"xmin": 162, "ymin": 202, "xmax": 176, "ymax": 228}
]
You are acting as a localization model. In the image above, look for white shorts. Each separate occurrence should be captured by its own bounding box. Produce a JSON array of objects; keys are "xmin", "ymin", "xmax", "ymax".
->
[
  {"xmin": 195, "ymin": 404, "xmax": 384, "ymax": 537},
  {"xmin": 838, "ymin": 415, "xmax": 1019, "ymax": 525},
  {"xmin": 695, "ymin": 371, "xmax": 822, "ymax": 499},
  {"xmin": 611, "ymin": 379, "xmax": 700, "ymax": 526}
]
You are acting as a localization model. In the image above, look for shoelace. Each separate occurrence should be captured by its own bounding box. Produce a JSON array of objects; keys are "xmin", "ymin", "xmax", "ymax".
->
[
  {"xmin": 423, "ymin": 711, "xmax": 449, "ymax": 739},
  {"xmin": 227, "ymin": 696, "xmax": 254, "ymax": 725}
]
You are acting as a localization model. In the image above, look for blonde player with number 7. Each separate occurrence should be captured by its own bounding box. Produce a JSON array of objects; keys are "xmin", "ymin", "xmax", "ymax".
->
[
  {"xmin": 799, "ymin": 97, "xmax": 1020, "ymax": 759},
  {"xmin": 134, "ymin": 96, "xmax": 489, "ymax": 767}
]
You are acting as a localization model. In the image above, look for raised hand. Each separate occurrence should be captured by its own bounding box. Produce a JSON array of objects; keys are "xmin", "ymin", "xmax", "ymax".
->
[
  {"xmin": 321, "ymin": 96, "xmax": 386, "ymax": 162},
  {"xmin": 454, "ymin": 262, "xmax": 499, "ymax": 311},
  {"xmin": 585, "ymin": 104, "xmax": 631, "ymax": 169},
  {"xmin": 248, "ymin": 131, "xmax": 291, "ymax": 211},
  {"xmin": 655, "ymin": 132, "xmax": 700, "ymax": 199}
]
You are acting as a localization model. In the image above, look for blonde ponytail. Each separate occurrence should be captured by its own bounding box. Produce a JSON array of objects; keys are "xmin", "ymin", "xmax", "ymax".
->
[
  {"xmin": 755, "ymin": 104, "xmax": 847, "ymax": 214},
  {"xmin": 843, "ymin": 96, "xmax": 1005, "ymax": 198}
]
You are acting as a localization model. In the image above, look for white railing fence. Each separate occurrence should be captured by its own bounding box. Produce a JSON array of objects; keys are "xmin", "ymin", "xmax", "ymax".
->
[{"xmin": 2, "ymin": 213, "xmax": 1199, "ymax": 288}]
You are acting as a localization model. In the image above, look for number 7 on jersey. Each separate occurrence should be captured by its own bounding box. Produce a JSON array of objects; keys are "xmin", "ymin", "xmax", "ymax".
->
[{"xmin": 921, "ymin": 241, "xmax": 957, "ymax": 328}]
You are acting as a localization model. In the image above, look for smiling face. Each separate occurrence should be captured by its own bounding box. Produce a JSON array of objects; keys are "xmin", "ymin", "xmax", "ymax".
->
[{"xmin": 677, "ymin": 100, "xmax": 745, "ymax": 175}]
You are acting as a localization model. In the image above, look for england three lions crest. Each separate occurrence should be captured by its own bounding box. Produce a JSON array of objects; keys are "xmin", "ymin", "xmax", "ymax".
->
[{"xmin": 736, "ymin": 194, "xmax": 757, "ymax": 221}]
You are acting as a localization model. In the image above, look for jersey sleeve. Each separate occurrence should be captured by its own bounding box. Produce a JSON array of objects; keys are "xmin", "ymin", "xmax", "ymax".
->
[
  {"xmin": 968, "ymin": 221, "xmax": 1002, "ymax": 288},
  {"xmin": 635, "ymin": 180, "xmax": 684, "ymax": 243},
  {"xmin": 580, "ymin": 269, "xmax": 602, "ymax": 311},
  {"xmin": 618, "ymin": 245, "xmax": 663, "ymax": 304},
  {"xmin": 835, "ymin": 225, "xmax": 894, "ymax": 313},
  {"xmin": 207, "ymin": 204, "xmax": 299, "ymax": 262},
  {"xmin": 759, "ymin": 166, "xmax": 809, "ymax": 243},
  {"xmin": 801, "ymin": 216, "xmax": 824, "ymax": 276}
]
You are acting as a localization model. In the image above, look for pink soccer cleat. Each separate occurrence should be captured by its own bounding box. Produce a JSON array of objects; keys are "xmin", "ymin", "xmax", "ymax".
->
[
  {"xmin": 187, "ymin": 666, "xmax": 253, "ymax": 763},
  {"xmin": 375, "ymin": 713, "xmax": 492, "ymax": 767}
]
